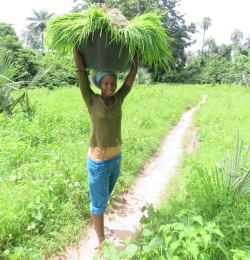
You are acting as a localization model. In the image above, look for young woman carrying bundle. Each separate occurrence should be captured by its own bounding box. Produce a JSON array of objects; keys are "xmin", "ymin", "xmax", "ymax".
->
[{"xmin": 74, "ymin": 49, "xmax": 138, "ymax": 252}]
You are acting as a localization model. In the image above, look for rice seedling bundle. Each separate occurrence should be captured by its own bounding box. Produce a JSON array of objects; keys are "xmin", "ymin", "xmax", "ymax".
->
[{"xmin": 45, "ymin": 5, "xmax": 173, "ymax": 71}]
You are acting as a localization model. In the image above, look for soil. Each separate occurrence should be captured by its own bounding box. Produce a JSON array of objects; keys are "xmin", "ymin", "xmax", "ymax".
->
[{"xmin": 55, "ymin": 95, "xmax": 206, "ymax": 260}]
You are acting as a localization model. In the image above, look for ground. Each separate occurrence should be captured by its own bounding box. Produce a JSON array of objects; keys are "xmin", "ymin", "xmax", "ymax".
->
[{"xmin": 55, "ymin": 96, "xmax": 206, "ymax": 260}]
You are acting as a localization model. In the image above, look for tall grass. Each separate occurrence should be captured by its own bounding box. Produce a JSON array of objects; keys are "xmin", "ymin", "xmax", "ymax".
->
[
  {"xmin": 99, "ymin": 85, "xmax": 250, "ymax": 259},
  {"xmin": 154, "ymin": 85, "xmax": 250, "ymax": 259},
  {"xmin": 0, "ymin": 83, "xmax": 204, "ymax": 258}
]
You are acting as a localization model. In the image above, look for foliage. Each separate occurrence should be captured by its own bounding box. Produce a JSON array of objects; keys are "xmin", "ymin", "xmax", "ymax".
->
[
  {"xmin": 45, "ymin": 5, "xmax": 173, "ymax": 72},
  {"xmin": 0, "ymin": 83, "xmax": 204, "ymax": 257},
  {"xmin": 25, "ymin": 9, "xmax": 55, "ymax": 53},
  {"xmin": 0, "ymin": 54, "xmax": 17, "ymax": 112},
  {"xmin": 38, "ymin": 52, "xmax": 77, "ymax": 89},
  {"xmin": 0, "ymin": 23, "xmax": 17, "ymax": 38},
  {"xmin": 100, "ymin": 205, "xmax": 228, "ymax": 259},
  {"xmin": 71, "ymin": 0, "xmax": 197, "ymax": 72},
  {"xmin": 0, "ymin": 23, "xmax": 40, "ymax": 82},
  {"xmin": 118, "ymin": 67, "xmax": 152, "ymax": 84},
  {"xmin": 99, "ymin": 85, "xmax": 250, "ymax": 259},
  {"xmin": 183, "ymin": 86, "xmax": 250, "ymax": 252},
  {"xmin": 177, "ymin": 49, "xmax": 250, "ymax": 86},
  {"xmin": 0, "ymin": 52, "xmax": 49, "ymax": 114},
  {"xmin": 0, "ymin": 23, "xmax": 77, "ymax": 89},
  {"xmin": 200, "ymin": 16, "xmax": 212, "ymax": 55},
  {"xmin": 101, "ymin": 136, "xmax": 250, "ymax": 259}
]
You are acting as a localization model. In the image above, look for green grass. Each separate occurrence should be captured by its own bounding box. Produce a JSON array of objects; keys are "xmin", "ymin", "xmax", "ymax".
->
[
  {"xmin": 0, "ymin": 83, "xmax": 205, "ymax": 258},
  {"xmin": 97, "ymin": 84, "xmax": 250, "ymax": 259},
  {"xmin": 153, "ymin": 84, "xmax": 250, "ymax": 259}
]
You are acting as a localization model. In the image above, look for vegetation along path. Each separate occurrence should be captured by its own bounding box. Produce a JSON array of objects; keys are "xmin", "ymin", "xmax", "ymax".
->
[{"xmin": 56, "ymin": 95, "xmax": 206, "ymax": 260}]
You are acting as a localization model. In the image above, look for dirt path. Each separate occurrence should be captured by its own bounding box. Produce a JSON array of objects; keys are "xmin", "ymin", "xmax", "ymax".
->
[{"xmin": 57, "ymin": 96, "xmax": 206, "ymax": 260}]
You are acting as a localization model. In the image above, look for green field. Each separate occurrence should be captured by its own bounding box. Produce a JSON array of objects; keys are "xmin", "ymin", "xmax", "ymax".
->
[{"xmin": 1, "ymin": 83, "xmax": 249, "ymax": 259}]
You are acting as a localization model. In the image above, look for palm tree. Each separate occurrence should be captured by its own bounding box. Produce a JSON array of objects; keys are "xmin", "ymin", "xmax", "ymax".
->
[
  {"xmin": 200, "ymin": 16, "xmax": 212, "ymax": 55},
  {"xmin": 243, "ymin": 35, "xmax": 250, "ymax": 54},
  {"xmin": 0, "ymin": 53, "xmax": 49, "ymax": 113},
  {"xmin": 26, "ymin": 9, "xmax": 54, "ymax": 53},
  {"xmin": 230, "ymin": 29, "xmax": 244, "ymax": 56},
  {"xmin": 204, "ymin": 37, "xmax": 217, "ymax": 54},
  {"xmin": 21, "ymin": 25, "xmax": 42, "ymax": 49},
  {"xmin": 230, "ymin": 29, "xmax": 244, "ymax": 44},
  {"xmin": 0, "ymin": 54, "xmax": 17, "ymax": 112}
]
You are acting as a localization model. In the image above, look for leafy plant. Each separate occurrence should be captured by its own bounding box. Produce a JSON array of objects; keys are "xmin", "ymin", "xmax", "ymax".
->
[
  {"xmin": 0, "ymin": 52, "xmax": 49, "ymax": 114},
  {"xmin": 201, "ymin": 134, "xmax": 250, "ymax": 202},
  {"xmin": 0, "ymin": 54, "xmax": 17, "ymax": 111},
  {"xmin": 0, "ymin": 84, "xmax": 203, "ymax": 257},
  {"xmin": 100, "ymin": 205, "xmax": 228, "ymax": 259},
  {"xmin": 45, "ymin": 5, "xmax": 173, "ymax": 71},
  {"xmin": 135, "ymin": 67, "xmax": 152, "ymax": 84}
]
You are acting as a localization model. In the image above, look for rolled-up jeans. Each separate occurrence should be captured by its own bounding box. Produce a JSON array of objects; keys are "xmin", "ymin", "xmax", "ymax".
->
[{"xmin": 87, "ymin": 153, "xmax": 121, "ymax": 215}]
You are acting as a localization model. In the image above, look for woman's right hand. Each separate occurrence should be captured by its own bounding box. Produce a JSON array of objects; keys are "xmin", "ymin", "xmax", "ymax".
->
[{"xmin": 74, "ymin": 49, "xmax": 86, "ymax": 72}]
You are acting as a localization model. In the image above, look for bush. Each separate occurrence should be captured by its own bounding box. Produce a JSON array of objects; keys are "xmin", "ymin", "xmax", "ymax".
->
[{"xmin": 38, "ymin": 52, "xmax": 77, "ymax": 89}]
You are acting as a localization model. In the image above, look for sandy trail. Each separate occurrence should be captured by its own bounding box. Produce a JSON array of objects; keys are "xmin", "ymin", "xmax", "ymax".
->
[{"xmin": 57, "ymin": 95, "xmax": 206, "ymax": 260}]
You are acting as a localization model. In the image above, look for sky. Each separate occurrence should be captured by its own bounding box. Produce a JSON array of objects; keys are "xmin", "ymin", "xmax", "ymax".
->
[
  {"xmin": 177, "ymin": 0, "xmax": 250, "ymax": 50},
  {"xmin": 0, "ymin": 0, "xmax": 249, "ymax": 51},
  {"xmin": 0, "ymin": 0, "xmax": 72, "ymax": 34}
]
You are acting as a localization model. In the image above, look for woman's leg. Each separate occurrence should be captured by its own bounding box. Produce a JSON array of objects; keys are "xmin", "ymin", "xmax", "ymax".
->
[
  {"xmin": 87, "ymin": 157, "xmax": 109, "ymax": 248},
  {"xmin": 109, "ymin": 154, "xmax": 122, "ymax": 195},
  {"xmin": 92, "ymin": 214, "xmax": 105, "ymax": 248},
  {"xmin": 87, "ymin": 154, "xmax": 121, "ymax": 248}
]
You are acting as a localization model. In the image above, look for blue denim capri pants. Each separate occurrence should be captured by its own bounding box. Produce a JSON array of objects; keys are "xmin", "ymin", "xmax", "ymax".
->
[{"xmin": 87, "ymin": 153, "xmax": 121, "ymax": 215}]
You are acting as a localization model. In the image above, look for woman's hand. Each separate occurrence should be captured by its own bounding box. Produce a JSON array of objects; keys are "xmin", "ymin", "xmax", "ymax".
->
[{"xmin": 74, "ymin": 49, "xmax": 86, "ymax": 72}]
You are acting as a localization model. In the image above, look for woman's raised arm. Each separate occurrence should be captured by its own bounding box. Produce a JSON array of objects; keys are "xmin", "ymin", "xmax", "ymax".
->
[
  {"xmin": 74, "ymin": 49, "xmax": 93, "ymax": 99},
  {"xmin": 124, "ymin": 54, "xmax": 139, "ymax": 88}
]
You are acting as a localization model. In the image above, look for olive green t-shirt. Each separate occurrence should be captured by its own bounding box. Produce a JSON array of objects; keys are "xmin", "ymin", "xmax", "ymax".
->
[{"xmin": 78, "ymin": 72, "xmax": 131, "ymax": 147}]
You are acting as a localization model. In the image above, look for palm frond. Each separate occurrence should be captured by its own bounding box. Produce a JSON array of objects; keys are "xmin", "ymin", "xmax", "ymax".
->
[
  {"xmin": 27, "ymin": 68, "xmax": 50, "ymax": 88},
  {"xmin": 0, "ymin": 54, "xmax": 49, "ymax": 113},
  {"xmin": 202, "ymin": 134, "xmax": 250, "ymax": 201}
]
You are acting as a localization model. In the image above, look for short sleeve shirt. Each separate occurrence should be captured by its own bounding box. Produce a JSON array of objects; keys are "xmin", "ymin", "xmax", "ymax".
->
[{"xmin": 78, "ymin": 72, "xmax": 131, "ymax": 147}]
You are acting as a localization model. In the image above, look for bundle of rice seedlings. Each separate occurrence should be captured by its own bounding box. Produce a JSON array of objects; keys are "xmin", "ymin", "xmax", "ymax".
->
[{"xmin": 45, "ymin": 5, "xmax": 173, "ymax": 71}]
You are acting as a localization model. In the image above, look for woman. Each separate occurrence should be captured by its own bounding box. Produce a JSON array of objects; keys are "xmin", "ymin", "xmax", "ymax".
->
[{"xmin": 74, "ymin": 49, "xmax": 138, "ymax": 251}]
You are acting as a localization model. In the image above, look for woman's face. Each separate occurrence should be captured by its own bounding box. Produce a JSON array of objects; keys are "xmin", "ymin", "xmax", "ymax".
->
[{"xmin": 100, "ymin": 74, "xmax": 117, "ymax": 97}]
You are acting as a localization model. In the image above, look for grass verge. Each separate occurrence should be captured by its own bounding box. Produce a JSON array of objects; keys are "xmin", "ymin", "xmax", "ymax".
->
[{"xmin": 0, "ymin": 83, "xmax": 205, "ymax": 258}]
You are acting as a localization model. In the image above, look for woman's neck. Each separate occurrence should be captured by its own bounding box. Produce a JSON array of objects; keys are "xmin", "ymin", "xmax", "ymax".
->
[{"xmin": 101, "ymin": 95, "xmax": 114, "ymax": 106}]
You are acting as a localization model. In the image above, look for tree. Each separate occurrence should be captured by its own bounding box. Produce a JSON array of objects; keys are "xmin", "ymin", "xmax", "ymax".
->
[
  {"xmin": 243, "ymin": 35, "xmax": 250, "ymax": 55},
  {"xmin": 20, "ymin": 25, "xmax": 41, "ymax": 49},
  {"xmin": 217, "ymin": 44, "xmax": 232, "ymax": 60},
  {"xmin": 0, "ymin": 23, "xmax": 40, "ymax": 81},
  {"xmin": 230, "ymin": 29, "xmax": 244, "ymax": 57},
  {"xmin": 26, "ymin": 9, "xmax": 55, "ymax": 53},
  {"xmin": 243, "ymin": 35, "xmax": 250, "ymax": 48},
  {"xmin": 230, "ymin": 29, "xmax": 244, "ymax": 45},
  {"xmin": 204, "ymin": 37, "xmax": 217, "ymax": 55},
  {"xmin": 200, "ymin": 16, "xmax": 212, "ymax": 55},
  {"xmin": 0, "ymin": 23, "xmax": 17, "ymax": 38}
]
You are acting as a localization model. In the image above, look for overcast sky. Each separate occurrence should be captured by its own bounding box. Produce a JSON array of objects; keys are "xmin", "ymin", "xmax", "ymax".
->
[
  {"xmin": 178, "ymin": 0, "xmax": 249, "ymax": 50},
  {"xmin": 0, "ymin": 0, "xmax": 249, "ymax": 51},
  {"xmin": 0, "ymin": 0, "xmax": 72, "ymax": 34}
]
